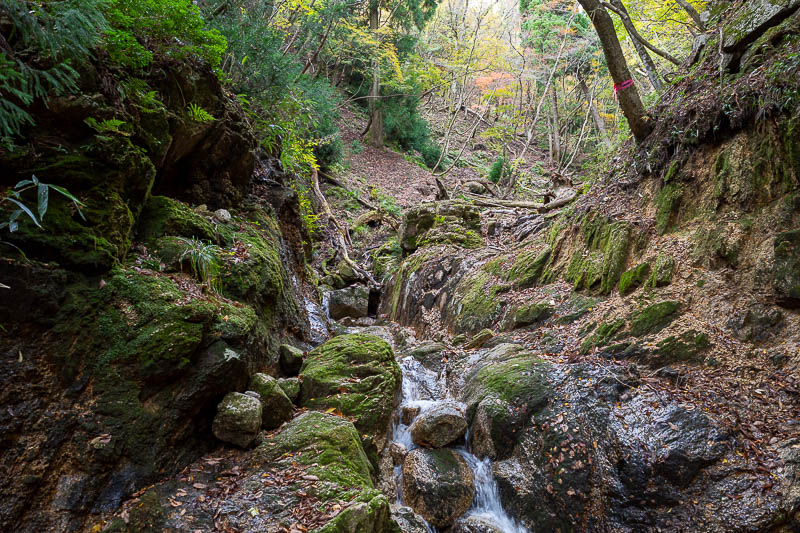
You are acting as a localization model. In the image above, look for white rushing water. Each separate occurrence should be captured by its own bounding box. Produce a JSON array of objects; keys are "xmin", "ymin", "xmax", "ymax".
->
[{"xmin": 391, "ymin": 354, "xmax": 530, "ymax": 533}]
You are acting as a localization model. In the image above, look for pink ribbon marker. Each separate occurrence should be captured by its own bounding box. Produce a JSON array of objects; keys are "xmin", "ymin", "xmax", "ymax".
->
[{"xmin": 614, "ymin": 79, "xmax": 635, "ymax": 99}]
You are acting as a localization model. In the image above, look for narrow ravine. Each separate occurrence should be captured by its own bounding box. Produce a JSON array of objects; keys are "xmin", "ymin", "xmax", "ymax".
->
[{"xmin": 390, "ymin": 353, "xmax": 530, "ymax": 532}]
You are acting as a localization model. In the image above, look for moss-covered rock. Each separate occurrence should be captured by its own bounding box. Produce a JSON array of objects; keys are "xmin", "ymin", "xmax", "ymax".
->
[
  {"xmin": 212, "ymin": 392, "xmax": 262, "ymax": 448},
  {"xmin": 510, "ymin": 302, "xmax": 553, "ymax": 329},
  {"xmin": 774, "ymin": 230, "xmax": 800, "ymax": 307},
  {"xmin": 249, "ymin": 373, "xmax": 294, "ymax": 429},
  {"xmin": 398, "ymin": 202, "xmax": 482, "ymax": 252},
  {"xmin": 646, "ymin": 255, "xmax": 675, "ymax": 289},
  {"xmin": 450, "ymin": 271, "xmax": 508, "ymax": 334},
  {"xmin": 279, "ymin": 344, "xmax": 305, "ymax": 375},
  {"xmin": 654, "ymin": 330, "xmax": 711, "ymax": 365},
  {"xmin": 564, "ymin": 214, "xmax": 632, "ymax": 294},
  {"xmin": 557, "ymin": 293, "xmax": 599, "ymax": 324},
  {"xmin": 137, "ymin": 195, "xmax": 215, "ymax": 243},
  {"xmin": 464, "ymin": 328, "xmax": 495, "ymax": 350},
  {"xmin": 503, "ymin": 245, "xmax": 552, "ymax": 289},
  {"xmin": 630, "ymin": 301, "xmax": 680, "ymax": 337},
  {"xmin": 278, "ymin": 377, "xmax": 301, "ymax": 403},
  {"xmin": 462, "ymin": 346, "xmax": 552, "ymax": 459},
  {"xmin": 655, "ymin": 184, "xmax": 683, "ymax": 234},
  {"xmin": 299, "ymin": 334, "xmax": 401, "ymax": 441},
  {"xmin": 619, "ymin": 263, "xmax": 651, "ymax": 295},
  {"xmin": 580, "ymin": 320, "xmax": 625, "ymax": 354}
]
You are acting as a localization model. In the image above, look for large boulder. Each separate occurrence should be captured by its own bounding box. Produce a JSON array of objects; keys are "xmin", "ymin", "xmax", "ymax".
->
[
  {"xmin": 299, "ymin": 334, "xmax": 401, "ymax": 443},
  {"xmin": 774, "ymin": 230, "xmax": 800, "ymax": 308},
  {"xmin": 409, "ymin": 401, "xmax": 468, "ymax": 448},
  {"xmin": 399, "ymin": 201, "xmax": 482, "ymax": 252},
  {"xmin": 248, "ymin": 374, "xmax": 294, "ymax": 429},
  {"xmin": 401, "ymin": 448, "xmax": 475, "ymax": 528},
  {"xmin": 212, "ymin": 392, "xmax": 262, "ymax": 448},
  {"xmin": 328, "ymin": 286, "xmax": 371, "ymax": 320},
  {"xmin": 278, "ymin": 377, "xmax": 300, "ymax": 403}
]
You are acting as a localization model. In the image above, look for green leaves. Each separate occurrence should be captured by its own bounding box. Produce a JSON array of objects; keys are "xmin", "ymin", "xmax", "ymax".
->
[{"xmin": 1, "ymin": 175, "xmax": 85, "ymax": 233}]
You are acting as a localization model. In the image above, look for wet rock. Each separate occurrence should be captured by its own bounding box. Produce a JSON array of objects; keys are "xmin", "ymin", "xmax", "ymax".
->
[
  {"xmin": 774, "ymin": 230, "xmax": 800, "ymax": 308},
  {"xmin": 249, "ymin": 374, "xmax": 294, "ymax": 429},
  {"xmin": 278, "ymin": 377, "xmax": 300, "ymax": 403},
  {"xmin": 409, "ymin": 341, "xmax": 447, "ymax": 372},
  {"xmin": 299, "ymin": 334, "xmax": 401, "ymax": 444},
  {"xmin": 212, "ymin": 392, "xmax": 262, "ymax": 448},
  {"xmin": 452, "ymin": 515, "xmax": 505, "ymax": 533},
  {"xmin": 401, "ymin": 448, "xmax": 475, "ymax": 528},
  {"xmin": 390, "ymin": 442, "xmax": 408, "ymax": 465},
  {"xmin": 401, "ymin": 405, "xmax": 422, "ymax": 425},
  {"xmin": 390, "ymin": 505, "xmax": 430, "ymax": 533},
  {"xmin": 409, "ymin": 401, "xmax": 468, "ymax": 448},
  {"xmin": 328, "ymin": 286, "xmax": 370, "ymax": 320},
  {"xmin": 279, "ymin": 343, "xmax": 304, "ymax": 375}
]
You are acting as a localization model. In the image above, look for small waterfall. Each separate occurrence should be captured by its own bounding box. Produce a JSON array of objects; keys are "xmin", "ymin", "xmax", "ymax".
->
[{"xmin": 391, "ymin": 353, "xmax": 530, "ymax": 533}]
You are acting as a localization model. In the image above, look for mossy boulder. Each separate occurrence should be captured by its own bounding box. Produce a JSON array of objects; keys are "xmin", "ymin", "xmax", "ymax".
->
[
  {"xmin": 401, "ymin": 448, "xmax": 475, "ymax": 528},
  {"xmin": 399, "ymin": 202, "xmax": 481, "ymax": 252},
  {"xmin": 630, "ymin": 301, "xmax": 680, "ymax": 337},
  {"xmin": 619, "ymin": 263, "xmax": 651, "ymax": 295},
  {"xmin": 580, "ymin": 320, "xmax": 626, "ymax": 354},
  {"xmin": 249, "ymin": 374, "xmax": 294, "ymax": 429},
  {"xmin": 503, "ymin": 244, "xmax": 552, "ymax": 289},
  {"xmin": 137, "ymin": 195, "xmax": 215, "ymax": 243},
  {"xmin": 299, "ymin": 334, "xmax": 401, "ymax": 441},
  {"xmin": 258, "ymin": 411, "xmax": 397, "ymax": 531},
  {"xmin": 646, "ymin": 255, "xmax": 675, "ymax": 289},
  {"xmin": 409, "ymin": 342, "xmax": 447, "ymax": 372},
  {"xmin": 462, "ymin": 346, "xmax": 552, "ymax": 459},
  {"xmin": 278, "ymin": 377, "xmax": 301, "ymax": 403},
  {"xmin": 557, "ymin": 293, "xmax": 599, "ymax": 324},
  {"xmin": 510, "ymin": 302, "xmax": 553, "ymax": 329},
  {"xmin": 328, "ymin": 285, "xmax": 370, "ymax": 320},
  {"xmin": 212, "ymin": 392, "xmax": 262, "ymax": 448},
  {"xmin": 409, "ymin": 401, "xmax": 468, "ymax": 448},
  {"xmin": 774, "ymin": 230, "xmax": 800, "ymax": 308}
]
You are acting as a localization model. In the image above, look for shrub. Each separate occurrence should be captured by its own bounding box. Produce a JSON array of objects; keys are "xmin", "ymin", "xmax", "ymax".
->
[{"xmin": 488, "ymin": 156, "xmax": 505, "ymax": 183}]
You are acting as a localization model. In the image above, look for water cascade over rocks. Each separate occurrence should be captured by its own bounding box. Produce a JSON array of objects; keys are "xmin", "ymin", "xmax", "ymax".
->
[{"xmin": 390, "ymin": 354, "xmax": 530, "ymax": 532}]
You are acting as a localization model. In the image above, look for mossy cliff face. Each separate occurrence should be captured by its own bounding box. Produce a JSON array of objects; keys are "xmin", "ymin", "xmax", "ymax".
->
[{"xmin": 0, "ymin": 59, "xmax": 307, "ymax": 530}]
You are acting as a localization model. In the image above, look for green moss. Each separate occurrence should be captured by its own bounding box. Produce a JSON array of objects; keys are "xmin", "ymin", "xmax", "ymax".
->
[
  {"xmin": 512, "ymin": 302, "xmax": 553, "ymax": 329},
  {"xmin": 654, "ymin": 330, "xmax": 711, "ymax": 365},
  {"xmin": 137, "ymin": 195, "xmax": 215, "ymax": 243},
  {"xmin": 655, "ymin": 183, "xmax": 683, "ymax": 234},
  {"xmin": 452, "ymin": 271, "xmax": 507, "ymax": 333},
  {"xmin": 505, "ymin": 245, "xmax": 552, "ymax": 289},
  {"xmin": 580, "ymin": 319, "xmax": 625, "ymax": 353},
  {"xmin": 645, "ymin": 255, "xmax": 675, "ymax": 289},
  {"xmin": 619, "ymin": 263, "xmax": 651, "ymax": 295},
  {"xmin": 664, "ymin": 160, "xmax": 680, "ymax": 183},
  {"xmin": 389, "ymin": 247, "xmax": 440, "ymax": 320},
  {"xmin": 630, "ymin": 301, "xmax": 680, "ymax": 337},
  {"xmin": 464, "ymin": 328, "xmax": 495, "ymax": 349},
  {"xmin": 260, "ymin": 411, "xmax": 374, "ymax": 502},
  {"xmin": 463, "ymin": 352, "xmax": 551, "ymax": 407},
  {"xmin": 564, "ymin": 214, "xmax": 631, "ymax": 294},
  {"xmin": 692, "ymin": 225, "xmax": 740, "ymax": 266},
  {"xmin": 557, "ymin": 293, "xmax": 599, "ymax": 324},
  {"xmin": 126, "ymin": 488, "xmax": 166, "ymax": 532},
  {"xmin": 299, "ymin": 334, "xmax": 401, "ymax": 437}
]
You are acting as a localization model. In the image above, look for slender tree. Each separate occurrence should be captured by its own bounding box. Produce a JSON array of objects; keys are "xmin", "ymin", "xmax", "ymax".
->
[
  {"xmin": 609, "ymin": 0, "xmax": 663, "ymax": 92},
  {"xmin": 577, "ymin": 0, "xmax": 652, "ymax": 142}
]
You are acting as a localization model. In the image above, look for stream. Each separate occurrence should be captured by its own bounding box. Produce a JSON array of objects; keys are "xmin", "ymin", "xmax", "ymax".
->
[{"xmin": 391, "ymin": 354, "xmax": 530, "ymax": 533}]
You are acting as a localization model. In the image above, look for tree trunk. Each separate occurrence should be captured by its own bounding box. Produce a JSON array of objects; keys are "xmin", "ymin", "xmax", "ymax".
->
[
  {"xmin": 578, "ymin": 0, "xmax": 652, "ymax": 143},
  {"xmin": 578, "ymin": 74, "xmax": 612, "ymax": 149},
  {"xmin": 551, "ymin": 87, "xmax": 561, "ymax": 168},
  {"xmin": 368, "ymin": 1, "xmax": 383, "ymax": 147},
  {"xmin": 674, "ymin": 0, "xmax": 706, "ymax": 31},
  {"xmin": 610, "ymin": 0, "xmax": 663, "ymax": 91}
]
